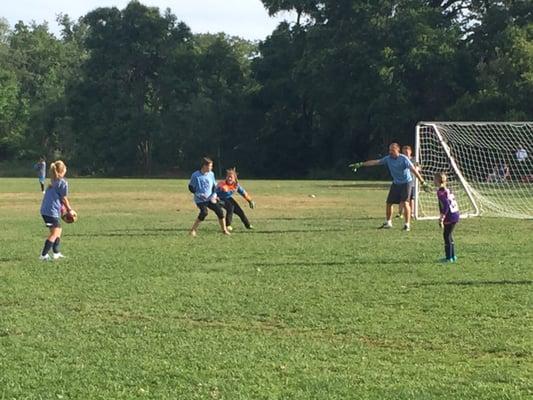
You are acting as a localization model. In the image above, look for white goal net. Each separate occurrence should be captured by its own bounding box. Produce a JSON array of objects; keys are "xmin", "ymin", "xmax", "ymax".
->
[{"xmin": 415, "ymin": 122, "xmax": 533, "ymax": 219}]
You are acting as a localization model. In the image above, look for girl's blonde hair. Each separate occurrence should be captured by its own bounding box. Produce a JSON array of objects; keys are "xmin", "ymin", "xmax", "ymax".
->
[
  {"xmin": 226, "ymin": 167, "xmax": 238, "ymax": 182},
  {"xmin": 49, "ymin": 160, "xmax": 67, "ymax": 184},
  {"xmin": 435, "ymin": 172, "xmax": 447, "ymax": 187}
]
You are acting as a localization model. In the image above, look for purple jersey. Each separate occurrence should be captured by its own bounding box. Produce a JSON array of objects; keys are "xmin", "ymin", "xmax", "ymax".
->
[{"xmin": 437, "ymin": 187, "xmax": 460, "ymax": 224}]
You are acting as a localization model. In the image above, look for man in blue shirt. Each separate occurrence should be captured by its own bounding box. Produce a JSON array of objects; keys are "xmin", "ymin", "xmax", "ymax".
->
[{"xmin": 350, "ymin": 143, "xmax": 429, "ymax": 231}]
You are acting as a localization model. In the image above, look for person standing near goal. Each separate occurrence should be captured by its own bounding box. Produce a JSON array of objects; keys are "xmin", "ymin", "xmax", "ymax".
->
[
  {"xmin": 397, "ymin": 145, "xmax": 417, "ymax": 218},
  {"xmin": 350, "ymin": 143, "xmax": 430, "ymax": 231},
  {"xmin": 434, "ymin": 172, "xmax": 460, "ymax": 263}
]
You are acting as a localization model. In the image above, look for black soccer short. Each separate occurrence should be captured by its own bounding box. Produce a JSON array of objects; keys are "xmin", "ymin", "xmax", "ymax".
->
[
  {"xmin": 386, "ymin": 182, "xmax": 413, "ymax": 204},
  {"xmin": 42, "ymin": 214, "xmax": 61, "ymax": 228},
  {"xmin": 196, "ymin": 201, "xmax": 225, "ymax": 221}
]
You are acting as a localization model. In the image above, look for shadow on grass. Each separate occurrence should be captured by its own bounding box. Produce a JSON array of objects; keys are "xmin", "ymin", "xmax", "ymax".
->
[
  {"xmin": 413, "ymin": 280, "xmax": 532, "ymax": 287},
  {"xmin": 256, "ymin": 216, "xmax": 378, "ymax": 222},
  {"xmin": 253, "ymin": 261, "xmax": 350, "ymax": 268},
  {"xmin": 68, "ymin": 228, "xmax": 190, "ymax": 237},
  {"xmin": 316, "ymin": 183, "xmax": 390, "ymax": 190}
]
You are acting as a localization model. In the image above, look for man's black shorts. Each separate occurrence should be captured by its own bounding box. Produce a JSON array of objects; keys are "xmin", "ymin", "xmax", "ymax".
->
[{"xmin": 386, "ymin": 182, "xmax": 413, "ymax": 204}]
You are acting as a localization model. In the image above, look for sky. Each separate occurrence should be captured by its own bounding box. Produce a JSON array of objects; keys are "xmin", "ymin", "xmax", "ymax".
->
[{"xmin": 1, "ymin": 0, "xmax": 294, "ymax": 40}]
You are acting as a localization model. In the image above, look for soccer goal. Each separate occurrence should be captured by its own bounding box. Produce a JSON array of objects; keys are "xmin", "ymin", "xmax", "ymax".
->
[{"xmin": 415, "ymin": 122, "xmax": 533, "ymax": 219}]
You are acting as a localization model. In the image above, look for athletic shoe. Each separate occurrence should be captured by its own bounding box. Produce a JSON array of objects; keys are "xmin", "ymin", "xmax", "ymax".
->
[
  {"xmin": 223, "ymin": 230, "xmax": 231, "ymax": 236},
  {"xmin": 227, "ymin": 226, "xmax": 233, "ymax": 232},
  {"xmin": 189, "ymin": 230, "xmax": 197, "ymax": 237},
  {"xmin": 53, "ymin": 253, "xmax": 65, "ymax": 260},
  {"xmin": 439, "ymin": 258, "xmax": 455, "ymax": 263},
  {"xmin": 39, "ymin": 254, "xmax": 51, "ymax": 261},
  {"xmin": 246, "ymin": 225, "xmax": 254, "ymax": 230},
  {"xmin": 402, "ymin": 225, "xmax": 411, "ymax": 232},
  {"xmin": 451, "ymin": 256, "xmax": 458, "ymax": 262},
  {"xmin": 378, "ymin": 222, "xmax": 392, "ymax": 229}
]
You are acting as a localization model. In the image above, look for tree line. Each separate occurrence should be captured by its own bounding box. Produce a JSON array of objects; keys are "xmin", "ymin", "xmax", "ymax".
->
[{"xmin": 0, "ymin": 0, "xmax": 531, "ymax": 177}]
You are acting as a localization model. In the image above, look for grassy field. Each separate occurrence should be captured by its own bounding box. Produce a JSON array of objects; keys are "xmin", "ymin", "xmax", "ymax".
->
[{"xmin": 0, "ymin": 178, "xmax": 531, "ymax": 399}]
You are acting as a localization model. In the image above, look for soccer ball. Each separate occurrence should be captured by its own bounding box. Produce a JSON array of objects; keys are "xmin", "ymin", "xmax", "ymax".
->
[{"xmin": 61, "ymin": 205, "xmax": 78, "ymax": 224}]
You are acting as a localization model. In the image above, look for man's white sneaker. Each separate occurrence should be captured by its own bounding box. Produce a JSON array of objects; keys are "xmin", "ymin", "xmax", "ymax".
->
[
  {"xmin": 378, "ymin": 222, "xmax": 392, "ymax": 229},
  {"xmin": 39, "ymin": 254, "xmax": 51, "ymax": 261},
  {"xmin": 53, "ymin": 253, "xmax": 65, "ymax": 260}
]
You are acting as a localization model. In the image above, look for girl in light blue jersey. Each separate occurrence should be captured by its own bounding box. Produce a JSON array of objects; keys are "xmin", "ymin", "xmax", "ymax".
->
[
  {"xmin": 188, "ymin": 157, "xmax": 230, "ymax": 237},
  {"xmin": 39, "ymin": 160, "xmax": 75, "ymax": 261}
]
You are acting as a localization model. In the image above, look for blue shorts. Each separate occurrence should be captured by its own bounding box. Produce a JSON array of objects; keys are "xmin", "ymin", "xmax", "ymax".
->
[{"xmin": 42, "ymin": 215, "xmax": 61, "ymax": 228}]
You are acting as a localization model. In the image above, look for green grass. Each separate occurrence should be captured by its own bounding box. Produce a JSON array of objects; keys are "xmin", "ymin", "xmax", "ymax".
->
[{"xmin": 0, "ymin": 178, "xmax": 531, "ymax": 399}]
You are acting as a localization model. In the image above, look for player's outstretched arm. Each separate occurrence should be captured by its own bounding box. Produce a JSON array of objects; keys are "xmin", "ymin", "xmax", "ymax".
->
[{"xmin": 348, "ymin": 159, "xmax": 380, "ymax": 172}]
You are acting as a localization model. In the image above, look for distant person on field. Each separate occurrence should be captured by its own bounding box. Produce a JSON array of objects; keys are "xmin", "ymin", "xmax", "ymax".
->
[
  {"xmin": 397, "ymin": 145, "xmax": 417, "ymax": 219},
  {"xmin": 349, "ymin": 142, "xmax": 430, "ymax": 231},
  {"xmin": 188, "ymin": 157, "xmax": 230, "ymax": 237},
  {"xmin": 515, "ymin": 145, "xmax": 529, "ymax": 181},
  {"xmin": 34, "ymin": 157, "xmax": 46, "ymax": 193},
  {"xmin": 216, "ymin": 167, "xmax": 255, "ymax": 231},
  {"xmin": 434, "ymin": 172, "xmax": 460, "ymax": 263},
  {"xmin": 39, "ymin": 160, "xmax": 75, "ymax": 261},
  {"xmin": 516, "ymin": 146, "xmax": 528, "ymax": 163},
  {"xmin": 486, "ymin": 162, "xmax": 510, "ymax": 182}
]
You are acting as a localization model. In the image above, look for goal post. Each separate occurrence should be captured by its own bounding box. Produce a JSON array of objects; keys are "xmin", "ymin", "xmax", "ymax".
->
[{"xmin": 415, "ymin": 122, "xmax": 533, "ymax": 220}]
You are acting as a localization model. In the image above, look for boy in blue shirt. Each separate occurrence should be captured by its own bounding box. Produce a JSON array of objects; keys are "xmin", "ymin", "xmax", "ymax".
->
[
  {"xmin": 188, "ymin": 157, "xmax": 230, "ymax": 237},
  {"xmin": 350, "ymin": 143, "xmax": 430, "ymax": 231}
]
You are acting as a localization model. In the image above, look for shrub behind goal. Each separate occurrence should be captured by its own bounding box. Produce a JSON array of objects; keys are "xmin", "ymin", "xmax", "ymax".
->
[{"xmin": 415, "ymin": 122, "xmax": 533, "ymax": 219}]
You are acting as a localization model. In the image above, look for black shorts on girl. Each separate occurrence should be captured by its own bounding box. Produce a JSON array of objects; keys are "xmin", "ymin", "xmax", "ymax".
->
[{"xmin": 42, "ymin": 215, "xmax": 61, "ymax": 228}]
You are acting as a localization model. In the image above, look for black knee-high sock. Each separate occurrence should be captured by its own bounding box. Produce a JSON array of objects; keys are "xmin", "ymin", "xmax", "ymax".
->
[
  {"xmin": 41, "ymin": 240, "xmax": 53, "ymax": 256},
  {"xmin": 53, "ymin": 238, "xmax": 61, "ymax": 254}
]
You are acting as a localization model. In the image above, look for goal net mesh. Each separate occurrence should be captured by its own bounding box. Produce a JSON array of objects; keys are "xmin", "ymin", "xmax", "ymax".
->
[{"xmin": 416, "ymin": 122, "xmax": 533, "ymax": 219}]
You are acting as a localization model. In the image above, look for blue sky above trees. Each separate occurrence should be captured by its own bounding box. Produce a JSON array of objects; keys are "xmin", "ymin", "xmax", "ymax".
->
[{"xmin": 2, "ymin": 0, "xmax": 294, "ymax": 40}]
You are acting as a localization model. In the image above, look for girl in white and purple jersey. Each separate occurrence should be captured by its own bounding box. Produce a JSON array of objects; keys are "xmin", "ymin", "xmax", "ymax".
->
[{"xmin": 434, "ymin": 172, "xmax": 460, "ymax": 263}]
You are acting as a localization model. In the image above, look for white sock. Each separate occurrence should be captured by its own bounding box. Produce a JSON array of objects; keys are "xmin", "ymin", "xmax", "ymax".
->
[{"xmin": 385, "ymin": 220, "xmax": 392, "ymax": 226}]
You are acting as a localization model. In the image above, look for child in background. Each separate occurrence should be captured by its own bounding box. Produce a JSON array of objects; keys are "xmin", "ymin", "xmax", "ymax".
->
[
  {"xmin": 434, "ymin": 172, "xmax": 460, "ymax": 263},
  {"xmin": 216, "ymin": 168, "xmax": 255, "ymax": 231},
  {"xmin": 39, "ymin": 160, "xmax": 74, "ymax": 261},
  {"xmin": 34, "ymin": 157, "xmax": 46, "ymax": 193},
  {"xmin": 188, "ymin": 157, "xmax": 230, "ymax": 237}
]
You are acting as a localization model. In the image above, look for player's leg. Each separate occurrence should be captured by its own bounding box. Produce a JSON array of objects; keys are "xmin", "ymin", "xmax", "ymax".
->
[
  {"xmin": 380, "ymin": 184, "xmax": 397, "ymax": 228},
  {"xmin": 447, "ymin": 223, "xmax": 457, "ymax": 261},
  {"xmin": 397, "ymin": 203, "xmax": 404, "ymax": 218},
  {"xmin": 401, "ymin": 182, "xmax": 413, "ymax": 230},
  {"xmin": 224, "ymin": 199, "xmax": 235, "ymax": 230},
  {"xmin": 207, "ymin": 202, "xmax": 230, "ymax": 235},
  {"xmin": 40, "ymin": 216, "xmax": 61, "ymax": 260},
  {"xmin": 231, "ymin": 198, "xmax": 252, "ymax": 229},
  {"xmin": 443, "ymin": 224, "xmax": 455, "ymax": 261},
  {"xmin": 191, "ymin": 204, "xmax": 208, "ymax": 236}
]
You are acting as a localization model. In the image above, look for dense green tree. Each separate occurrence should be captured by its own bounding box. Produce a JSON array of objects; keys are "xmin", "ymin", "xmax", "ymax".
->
[{"xmin": 0, "ymin": 0, "xmax": 530, "ymax": 177}]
